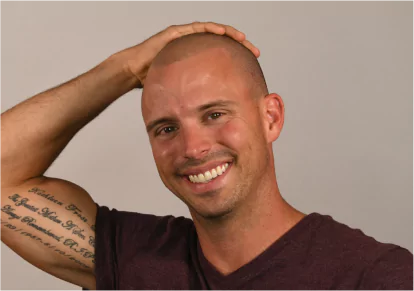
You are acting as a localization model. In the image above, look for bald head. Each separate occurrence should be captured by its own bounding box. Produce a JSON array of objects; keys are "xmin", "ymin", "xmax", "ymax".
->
[{"xmin": 148, "ymin": 32, "xmax": 268, "ymax": 98}]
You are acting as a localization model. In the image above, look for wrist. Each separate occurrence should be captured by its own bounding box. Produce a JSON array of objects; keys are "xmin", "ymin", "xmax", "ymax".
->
[{"xmin": 102, "ymin": 53, "xmax": 142, "ymax": 89}]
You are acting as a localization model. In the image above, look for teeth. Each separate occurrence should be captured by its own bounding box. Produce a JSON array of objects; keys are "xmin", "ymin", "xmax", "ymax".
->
[
  {"xmin": 197, "ymin": 174, "xmax": 206, "ymax": 183},
  {"xmin": 188, "ymin": 163, "xmax": 229, "ymax": 184},
  {"xmin": 204, "ymin": 171, "xmax": 212, "ymax": 181}
]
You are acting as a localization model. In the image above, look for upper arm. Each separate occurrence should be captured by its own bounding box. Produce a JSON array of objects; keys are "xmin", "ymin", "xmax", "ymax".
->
[{"xmin": 1, "ymin": 176, "xmax": 97, "ymax": 289}]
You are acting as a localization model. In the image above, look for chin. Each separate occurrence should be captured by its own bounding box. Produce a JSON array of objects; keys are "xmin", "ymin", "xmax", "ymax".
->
[
  {"xmin": 197, "ymin": 207, "xmax": 233, "ymax": 220},
  {"xmin": 190, "ymin": 198, "xmax": 237, "ymax": 221}
]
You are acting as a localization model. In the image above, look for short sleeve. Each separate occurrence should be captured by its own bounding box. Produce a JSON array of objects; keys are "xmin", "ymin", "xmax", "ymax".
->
[
  {"xmin": 358, "ymin": 246, "xmax": 413, "ymax": 290},
  {"xmin": 94, "ymin": 204, "xmax": 194, "ymax": 289}
]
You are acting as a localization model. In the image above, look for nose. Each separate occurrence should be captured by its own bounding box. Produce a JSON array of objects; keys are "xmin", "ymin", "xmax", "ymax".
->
[{"xmin": 180, "ymin": 125, "xmax": 212, "ymax": 160}]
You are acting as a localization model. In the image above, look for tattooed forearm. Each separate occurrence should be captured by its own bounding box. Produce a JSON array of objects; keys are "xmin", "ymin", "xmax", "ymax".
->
[
  {"xmin": 65, "ymin": 204, "xmax": 87, "ymax": 223},
  {"xmin": 28, "ymin": 187, "xmax": 64, "ymax": 206}
]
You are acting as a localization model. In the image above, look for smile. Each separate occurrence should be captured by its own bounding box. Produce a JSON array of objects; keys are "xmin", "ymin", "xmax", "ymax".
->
[{"xmin": 189, "ymin": 162, "xmax": 229, "ymax": 184}]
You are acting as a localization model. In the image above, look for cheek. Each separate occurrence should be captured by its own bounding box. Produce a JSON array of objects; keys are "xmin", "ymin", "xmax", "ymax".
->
[
  {"xmin": 219, "ymin": 118, "xmax": 253, "ymax": 151},
  {"xmin": 151, "ymin": 142, "xmax": 176, "ymax": 175}
]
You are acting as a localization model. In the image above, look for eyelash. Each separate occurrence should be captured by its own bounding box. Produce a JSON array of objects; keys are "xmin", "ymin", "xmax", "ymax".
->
[{"xmin": 156, "ymin": 112, "xmax": 225, "ymax": 136}]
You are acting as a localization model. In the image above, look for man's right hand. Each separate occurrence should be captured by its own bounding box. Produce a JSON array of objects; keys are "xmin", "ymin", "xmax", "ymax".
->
[{"xmin": 112, "ymin": 21, "xmax": 260, "ymax": 88}]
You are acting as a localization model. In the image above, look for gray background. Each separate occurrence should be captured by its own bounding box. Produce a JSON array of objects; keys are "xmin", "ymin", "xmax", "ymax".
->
[{"xmin": 1, "ymin": 1, "xmax": 412, "ymax": 289}]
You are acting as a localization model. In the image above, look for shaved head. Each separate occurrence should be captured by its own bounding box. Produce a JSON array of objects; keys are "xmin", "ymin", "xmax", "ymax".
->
[
  {"xmin": 148, "ymin": 32, "xmax": 269, "ymax": 98},
  {"xmin": 141, "ymin": 32, "xmax": 284, "ymax": 221}
]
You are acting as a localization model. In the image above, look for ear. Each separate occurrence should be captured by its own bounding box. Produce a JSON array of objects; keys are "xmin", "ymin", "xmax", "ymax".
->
[{"xmin": 261, "ymin": 93, "xmax": 285, "ymax": 143}]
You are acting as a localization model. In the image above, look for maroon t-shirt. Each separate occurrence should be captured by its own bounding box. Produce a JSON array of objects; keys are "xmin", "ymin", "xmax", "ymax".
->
[{"xmin": 95, "ymin": 205, "xmax": 413, "ymax": 289}]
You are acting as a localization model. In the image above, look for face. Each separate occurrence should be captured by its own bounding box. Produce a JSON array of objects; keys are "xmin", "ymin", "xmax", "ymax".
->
[{"xmin": 142, "ymin": 48, "xmax": 279, "ymax": 220}]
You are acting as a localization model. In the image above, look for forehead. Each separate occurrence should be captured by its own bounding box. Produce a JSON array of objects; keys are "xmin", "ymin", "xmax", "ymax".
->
[{"xmin": 141, "ymin": 49, "xmax": 250, "ymax": 121}]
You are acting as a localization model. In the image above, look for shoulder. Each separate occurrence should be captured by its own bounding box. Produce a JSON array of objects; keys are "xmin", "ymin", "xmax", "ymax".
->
[
  {"xmin": 314, "ymin": 213, "xmax": 411, "ymax": 259},
  {"xmin": 95, "ymin": 204, "xmax": 194, "ymax": 242},
  {"xmin": 359, "ymin": 245, "xmax": 413, "ymax": 289},
  {"xmin": 94, "ymin": 205, "xmax": 196, "ymax": 289},
  {"xmin": 309, "ymin": 213, "xmax": 413, "ymax": 289},
  {"xmin": 95, "ymin": 204, "xmax": 195, "ymax": 259}
]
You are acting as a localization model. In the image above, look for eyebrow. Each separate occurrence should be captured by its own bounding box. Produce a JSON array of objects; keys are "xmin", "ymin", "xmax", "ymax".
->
[{"xmin": 145, "ymin": 100, "xmax": 237, "ymax": 133}]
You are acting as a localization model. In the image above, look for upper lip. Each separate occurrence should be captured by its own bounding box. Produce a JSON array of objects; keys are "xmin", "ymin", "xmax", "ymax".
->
[{"xmin": 180, "ymin": 160, "xmax": 232, "ymax": 176}]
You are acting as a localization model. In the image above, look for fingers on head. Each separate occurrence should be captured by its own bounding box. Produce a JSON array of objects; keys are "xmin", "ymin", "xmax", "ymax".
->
[
  {"xmin": 241, "ymin": 39, "xmax": 260, "ymax": 57},
  {"xmin": 165, "ymin": 22, "xmax": 259, "ymax": 57}
]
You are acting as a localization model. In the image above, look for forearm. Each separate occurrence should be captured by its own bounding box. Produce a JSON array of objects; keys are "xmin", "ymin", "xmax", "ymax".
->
[{"xmin": 1, "ymin": 54, "xmax": 138, "ymax": 187}]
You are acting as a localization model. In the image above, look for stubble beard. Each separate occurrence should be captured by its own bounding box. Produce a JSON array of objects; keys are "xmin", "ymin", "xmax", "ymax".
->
[{"xmin": 190, "ymin": 170, "xmax": 254, "ymax": 222}]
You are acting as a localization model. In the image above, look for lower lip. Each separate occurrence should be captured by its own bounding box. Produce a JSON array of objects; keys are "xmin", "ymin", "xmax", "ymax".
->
[{"xmin": 181, "ymin": 163, "xmax": 233, "ymax": 195}]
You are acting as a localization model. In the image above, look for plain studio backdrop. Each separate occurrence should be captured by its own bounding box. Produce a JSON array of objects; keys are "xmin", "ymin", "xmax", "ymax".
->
[{"xmin": 1, "ymin": 1, "xmax": 412, "ymax": 290}]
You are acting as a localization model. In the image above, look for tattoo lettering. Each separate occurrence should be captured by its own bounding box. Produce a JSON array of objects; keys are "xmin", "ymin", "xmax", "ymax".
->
[
  {"xmin": 90, "ymin": 225, "xmax": 96, "ymax": 232},
  {"xmin": 89, "ymin": 236, "xmax": 95, "ymax": 248},
  {"xmin": 38, "ymin": 207, "xmax": 62, "ymax": 224},
  {"xmin": 3, "ymin": 221, "xmax": 90, "ymax": 269},
  {"xmin": 65, "ymin": 204, "xmax": 87, "ymax": 223},
  {"xmin": 61, "ymin": 220, "xmax": 78, "ymax": 230},
  {"xmin": 54, "ymin": 248, "xmax": 71, "ymax": 257},
  {"xmin": 63, "ymin": 239, "xmax": 95, "ymax": 264},
  {"xmin": 21, "ymin": 216, "xmax": 63, "ymax": 242},
  {"xmin": 69, "ymin": 257, "xmax": 90, "ymax": 268},
  {"xmin": 1, "ymin": 205, "xmax": 22, "ymax": 220},
  {"xmin": 8, "ymin": 194, "xmax": 39, "ymax": 212},
  {"xmin": 79, "ymin": 249, "xmax": 95, "ymax": 263},
  {"xmin": 61, "ymin": 220, "xmax": 85, "ymax": 240},
  {"xmin": 73, "ymin": 228, "xmax": 85, "ymax": 240},
  {"xmin": 21, "ymin": 231, "xmax": 50, "ymax": 246},
  {"xmin": 63, "ymin": 238, "xmax": 79, "ymax": 250},
  {"xmin": 1, "ymin": 221, "xmax": 16, "ymax": 230},
  {"xmin": 50, "ymin": 244, "xmax": 91, "ymax": 268},
  {"xmin": 28, "ymin": 187, "xmax": 64, "ymax": 206}
]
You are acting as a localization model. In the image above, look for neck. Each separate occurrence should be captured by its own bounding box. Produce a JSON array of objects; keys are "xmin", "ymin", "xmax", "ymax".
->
[{"xmin": 191, "ymin": 169, "xmax": 305, "ymax": 275}]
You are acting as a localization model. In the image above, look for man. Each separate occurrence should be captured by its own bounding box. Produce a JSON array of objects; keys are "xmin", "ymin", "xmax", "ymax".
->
[{"xmin": 1, "ymin": 22, "xmax": 412, "ymax": 290}]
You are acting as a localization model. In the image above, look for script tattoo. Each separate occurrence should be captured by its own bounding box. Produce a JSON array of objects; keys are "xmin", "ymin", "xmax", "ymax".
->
[
  {"xmin": 1, "ymin": 220, "xmax": 17, "ymax": 230},
  {"xmin": 8, "ymin": 194, "xmax": 39, "ymax": 212},
  {"xmin": 28, "ymin": 187, "xmax": 64, "ymax": 206},
  {"xmin": 63, "ymin": 239, "xmax": 95, "ymax": 263},
  {"xmin": 89, "ymin": 236, "xmax": 95, "ymax": 248},
  {"xmin": 65, "ymin": 204, "xmax": 87, "ymax": 223},
  {"xmin": 1, "ymin": 205, "xmax": 22, "ymax": 220},
  {"xmin": 1, "ymin": 220, "xmax": 91, "ymax": 269},
  {"xmin": 61, "ymin": 220, "xmax": 85, "ymax": 240},
  {"xmin": 21, "ymin": 216, "xmax": 63, "ymax": 242},
  {"xmin": 38, "ymin": 207, "xmax": 62, "ymax": 224},
  {"xmin": 90, "ymin": 224, "xmax": 96, "ymax": 232}
]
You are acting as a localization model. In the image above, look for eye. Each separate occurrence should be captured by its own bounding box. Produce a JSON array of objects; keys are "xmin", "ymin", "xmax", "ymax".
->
[
  {"xmin": 208, "ymin": 112, "xmax": 224, "ymax": 120},
  {"xmin": 157, "ymin": 126, "xmax": 177, "ymax": 136}
]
